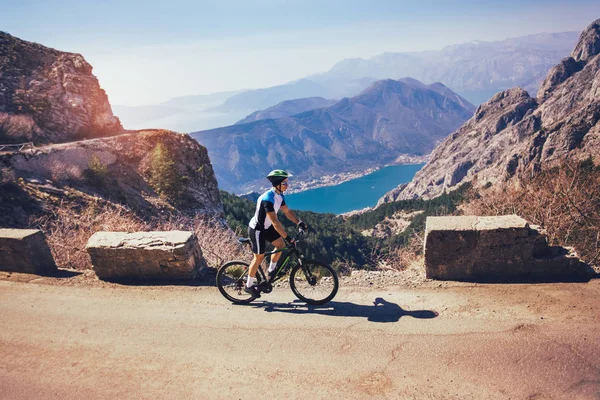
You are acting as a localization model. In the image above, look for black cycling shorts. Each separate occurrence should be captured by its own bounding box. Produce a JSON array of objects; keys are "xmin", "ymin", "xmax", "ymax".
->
[{"xmin": 248, "ymin": 226, "xmax": 281, "ymax": 254}]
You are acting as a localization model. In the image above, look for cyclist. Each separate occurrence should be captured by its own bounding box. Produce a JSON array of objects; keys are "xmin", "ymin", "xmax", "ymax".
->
[{"xmin": 245, "ymin": 169, "xmax": 308, "ymax": 298}]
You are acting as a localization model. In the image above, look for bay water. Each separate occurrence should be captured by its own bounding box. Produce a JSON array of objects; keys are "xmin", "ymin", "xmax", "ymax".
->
[{"xmin": 286, "ymin": 164, "xmax": 424, "ymax": 214}]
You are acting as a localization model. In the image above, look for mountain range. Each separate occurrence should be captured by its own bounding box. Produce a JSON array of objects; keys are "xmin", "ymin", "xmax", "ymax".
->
[
  {"xmin": 113, "ymin": 32, "xmax": 577, "ymax": 133},
  {"xmin": 324, "ymin": 32, "xmax": 579, "ymax": 105},
  {"xmin": 379, "ymin": 19, "xmax": 600, "ymax": 204},
  {"xmin": 192, "ymin": 78, "xmax": 475, "ymax": 192}
]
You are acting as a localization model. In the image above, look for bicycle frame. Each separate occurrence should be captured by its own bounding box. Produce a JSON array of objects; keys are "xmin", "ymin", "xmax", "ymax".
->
[
  {"xmin": 240, "ymin": 231, "xmax": 308, "ymax": 285},
  {"xmin": 262, "ymin": 246, "xmax": 303, "ymax": 284}
]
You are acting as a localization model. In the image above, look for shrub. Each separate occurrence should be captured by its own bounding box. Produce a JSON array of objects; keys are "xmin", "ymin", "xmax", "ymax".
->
[
  {"xmin": 0, "ymin": 166, "xmax": 16, "ymax": 185},
  {"xmin": 84, "ymin": 155, "xmax": 108, "ymax": 187},
  {"xmin": 371, "ymin": 231, "xmax": 425, "ymax": 272},
  {"xmin": 149, "ymin": 143, "xmax": 185, "ymax": 201}
]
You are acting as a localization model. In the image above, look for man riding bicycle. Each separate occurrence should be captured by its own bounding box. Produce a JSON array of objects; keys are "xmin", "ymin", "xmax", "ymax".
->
[{"xmin": 245, "ymin": 169, "xmax": 307, "ymax": 298}]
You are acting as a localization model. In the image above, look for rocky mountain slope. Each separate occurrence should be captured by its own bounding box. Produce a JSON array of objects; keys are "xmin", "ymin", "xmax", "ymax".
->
[
  {"xmin": 0, "ymin": 129, "xmax": 222, "ymax": 227},
  {"xmin": 235, "ymin": 97, "xmax": 336, "ymax": 124},
  {"xmin": 379, "ymin": 20, "xmax": 600, "ymax": 204},
  {"xmin": 192, "ymin": 78, "xmax": 475, "ymax": 192},
  {"xmin": 0, "ymin": 31, "xmax": 123, "ymax": 144}
]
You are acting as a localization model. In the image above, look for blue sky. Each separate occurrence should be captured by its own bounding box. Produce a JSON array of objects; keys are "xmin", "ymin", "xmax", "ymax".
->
[{"xmin": 2, "ymin": 0, "xmax": 599, "ymax": 105}]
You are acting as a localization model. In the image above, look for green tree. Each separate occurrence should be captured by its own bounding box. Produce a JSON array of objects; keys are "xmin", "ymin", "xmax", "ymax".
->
[
  {"xmin": 149, "ymin": 143, "xmax": 184, "ymax": 201},
  {"xmin": 84, "ymin": 155, "xmax": 108, "ymax": 187}
]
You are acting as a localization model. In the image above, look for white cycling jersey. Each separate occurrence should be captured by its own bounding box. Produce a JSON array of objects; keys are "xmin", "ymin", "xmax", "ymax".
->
[{"xmin": 248, "ymin": 188, "xmax": 286, "ymax": 230}]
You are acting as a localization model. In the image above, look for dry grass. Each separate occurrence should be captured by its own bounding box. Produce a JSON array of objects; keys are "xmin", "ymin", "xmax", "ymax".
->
[
  {"xmin": 382, "ymin": 232, "xmax": 425, "ymax": 271},
  {"xmin": 32, "ymin": 199, "xmax": 245, "ymax": 271},
  {"xmin": 462, "ymin": 160, "xmax": 600, "ymax": 268},
  {"xmin": 368, "ymin": 230, "xmax": 425, "ymax": 272}
]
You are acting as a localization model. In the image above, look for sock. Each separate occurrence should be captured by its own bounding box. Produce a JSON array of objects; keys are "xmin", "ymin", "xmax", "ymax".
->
[
  {"xmin": 268, "ymin": 261, "xmax": 277, "ymax": 273},
  {"xmin": 246, "ymin": 276, "xmax": 257, "ymax": 288}
]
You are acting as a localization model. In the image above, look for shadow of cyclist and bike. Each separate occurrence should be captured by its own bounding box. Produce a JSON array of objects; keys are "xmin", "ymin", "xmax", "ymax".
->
[{"xmin": 244, "ymin": 297, "xmax": 438, "ymax": 323}]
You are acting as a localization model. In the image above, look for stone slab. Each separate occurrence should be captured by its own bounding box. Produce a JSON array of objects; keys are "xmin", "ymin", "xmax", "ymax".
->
[
  {"xmin": 424, "ymin": 215, "xmax": 590, "ymax": 281},
  {"xmin": 86, "ymin": 231, "xmax": 207, "ymax": 280},
  {"xmin": 0, "ymin": 229, "xmax": 57, "ymax": 273}
]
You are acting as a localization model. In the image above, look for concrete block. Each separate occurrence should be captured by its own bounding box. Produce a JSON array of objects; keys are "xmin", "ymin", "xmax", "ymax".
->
[
  {"xmin": 86, "ymin": 231, "xmax": 206, "ymax": 280},
  {"xmin": 0, "ymin": 229, "xmax": 57, "ymax": 274}
]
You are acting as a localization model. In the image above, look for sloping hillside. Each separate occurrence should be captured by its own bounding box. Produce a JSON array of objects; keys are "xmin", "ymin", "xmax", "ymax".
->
[
  {"xmin": 0, "ymin": 129, "xmax": 222, "ymax": 227},
  {"xmin": 193, "ymin": 78, "xmax": 475, "ymax": 192},
  {"xmin": 380, "ymin": 19, "xmax": 600, "ymax": 203}
]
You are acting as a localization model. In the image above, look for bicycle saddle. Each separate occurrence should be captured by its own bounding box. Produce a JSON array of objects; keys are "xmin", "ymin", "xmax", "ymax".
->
[{"xmin": 238, "ymin": 238, "xmax": 251, "ymax": 244}]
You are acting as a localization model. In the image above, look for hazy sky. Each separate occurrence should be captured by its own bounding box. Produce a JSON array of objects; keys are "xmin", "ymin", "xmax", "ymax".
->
[{"xmin": 2, "ymin": 0, "xmax": 600, "ymax": 105}]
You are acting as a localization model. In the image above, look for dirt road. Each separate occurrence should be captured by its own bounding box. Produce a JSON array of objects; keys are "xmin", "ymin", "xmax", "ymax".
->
[{"xmin": 1, "ymin": 275, "xmax": 599, "ymax": 399}]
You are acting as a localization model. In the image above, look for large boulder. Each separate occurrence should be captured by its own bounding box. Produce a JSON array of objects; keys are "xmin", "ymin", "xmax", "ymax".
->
[
  {"xmin": 86, "ymin": 231, "xmax": 207, "ymax": 280},
  {"xmin": 423, "ymin": 215, "xmax": 591, "ymax": 281},
  {"xmin": 0, "ymin": 228, "xmax": 57, "ymax": 273}
]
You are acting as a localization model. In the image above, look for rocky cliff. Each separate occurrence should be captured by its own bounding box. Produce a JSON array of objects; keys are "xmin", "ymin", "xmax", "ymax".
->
[
  {"xmin": 0, "ymin": 31, "xmax": 123, "ymax": 144},
  {"xmin": 0, "ymin": 129, "xmax": 222, "ymax": 227},
  {"xmin": 379, "ymin": 19, "xmax": 600, "ymax": 204},
  {"xmin": 193, "ymin": 78, "xmax": 475, "ymax": 192}
]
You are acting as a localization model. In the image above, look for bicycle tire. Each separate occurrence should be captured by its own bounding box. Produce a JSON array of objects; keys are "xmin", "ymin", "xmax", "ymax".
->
[
  {"xmin": 289, "ymin": 260, "xmax": 338, "ymax": 305},
  {"xmin": 216, "ymin": 260, "xmax": 257, "ymax": 304}
]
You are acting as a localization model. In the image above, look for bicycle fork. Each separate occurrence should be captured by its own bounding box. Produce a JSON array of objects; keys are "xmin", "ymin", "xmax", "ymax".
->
[{"xmin": 296, "ymin": 258, "xmax": 317, "ymax": 286}]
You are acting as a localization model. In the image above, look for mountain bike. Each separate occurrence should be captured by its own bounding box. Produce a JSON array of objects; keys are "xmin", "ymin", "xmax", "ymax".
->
[{"xmin": 216, "ymin": 230, "xmax": 339, "ymax": 305}]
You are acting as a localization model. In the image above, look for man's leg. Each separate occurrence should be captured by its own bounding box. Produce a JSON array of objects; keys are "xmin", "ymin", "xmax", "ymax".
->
[
  {"xmin": 247, "ymin": 226, "xmax": 265, "ymax": 289},
  {"xmin": 248, "ymin": 253, "xmax": 265, "ymax": 280},
  {"xmin": 245, "ymin": 253, "xmax": 264, "ymax": 297},
  {"xmin": 269, "ymin": 237, "xmax": 285, "ymax": 266}
]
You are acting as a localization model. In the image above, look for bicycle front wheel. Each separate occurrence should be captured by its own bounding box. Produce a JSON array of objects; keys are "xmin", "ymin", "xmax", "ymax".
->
[
  {"xmin": 289, "ymin": 260, "xmax": 338, "ymax": 305},
  {"xmin": 216, "ymin": 260, "xmax": 256, "ymax": 304}
]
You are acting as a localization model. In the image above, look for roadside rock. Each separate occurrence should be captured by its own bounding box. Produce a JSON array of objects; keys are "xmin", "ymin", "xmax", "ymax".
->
[
  {"xmin": 0, "ymin": 228, "xmax": 56, "ymax": 273},
  {"xmin": 86, "ymin": 231, "xmax": 207, "ymax": 281},
  {"xmin": 424, "ymin": 215, "xmax": 592, "ymax": 281}
]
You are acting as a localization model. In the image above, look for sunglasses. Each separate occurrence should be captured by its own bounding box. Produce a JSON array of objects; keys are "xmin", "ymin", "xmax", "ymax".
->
[{"xmin": 281, "ymin": 181, "xmax": 289, "ymax": 186}]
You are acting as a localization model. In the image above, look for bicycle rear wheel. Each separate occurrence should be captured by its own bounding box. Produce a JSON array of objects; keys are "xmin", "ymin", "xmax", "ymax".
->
[
  {"xmin": 289, "ymin": 260, "xmax": 338, "ymax": 305},
  {"xmin": 216, "ymin": 261, "xmax": 257, "ymax": 304}
]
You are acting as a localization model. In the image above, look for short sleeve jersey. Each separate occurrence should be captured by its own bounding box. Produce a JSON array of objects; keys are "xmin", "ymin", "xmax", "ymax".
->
[{"xmin": 249, "ymin": 188, "xmax": 286, "ymax": 230}]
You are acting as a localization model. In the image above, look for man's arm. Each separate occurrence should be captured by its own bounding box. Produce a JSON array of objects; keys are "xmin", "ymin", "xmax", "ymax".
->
[
  {"xmin": 280, "ymin": 205, "xmax": 300, "ymax": 225},
  {"xmin": 266, "ymin": 211, "xmax": 289, "ymax": 239}
]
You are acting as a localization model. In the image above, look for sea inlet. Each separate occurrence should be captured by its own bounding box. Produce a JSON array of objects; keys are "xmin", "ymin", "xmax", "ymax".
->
[{"xmin": 286, "ymin": 164, "xmax": 424, "ymax": 214}]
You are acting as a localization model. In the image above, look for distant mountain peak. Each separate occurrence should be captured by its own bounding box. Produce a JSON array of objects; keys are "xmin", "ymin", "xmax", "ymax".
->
[
  {"xmin": 235, "ymin": 96, "xmax": 336, "ymax": 124},
  {"xmin": 571, "ymin": 18, "xmax": 600, "ymax": 62}
]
